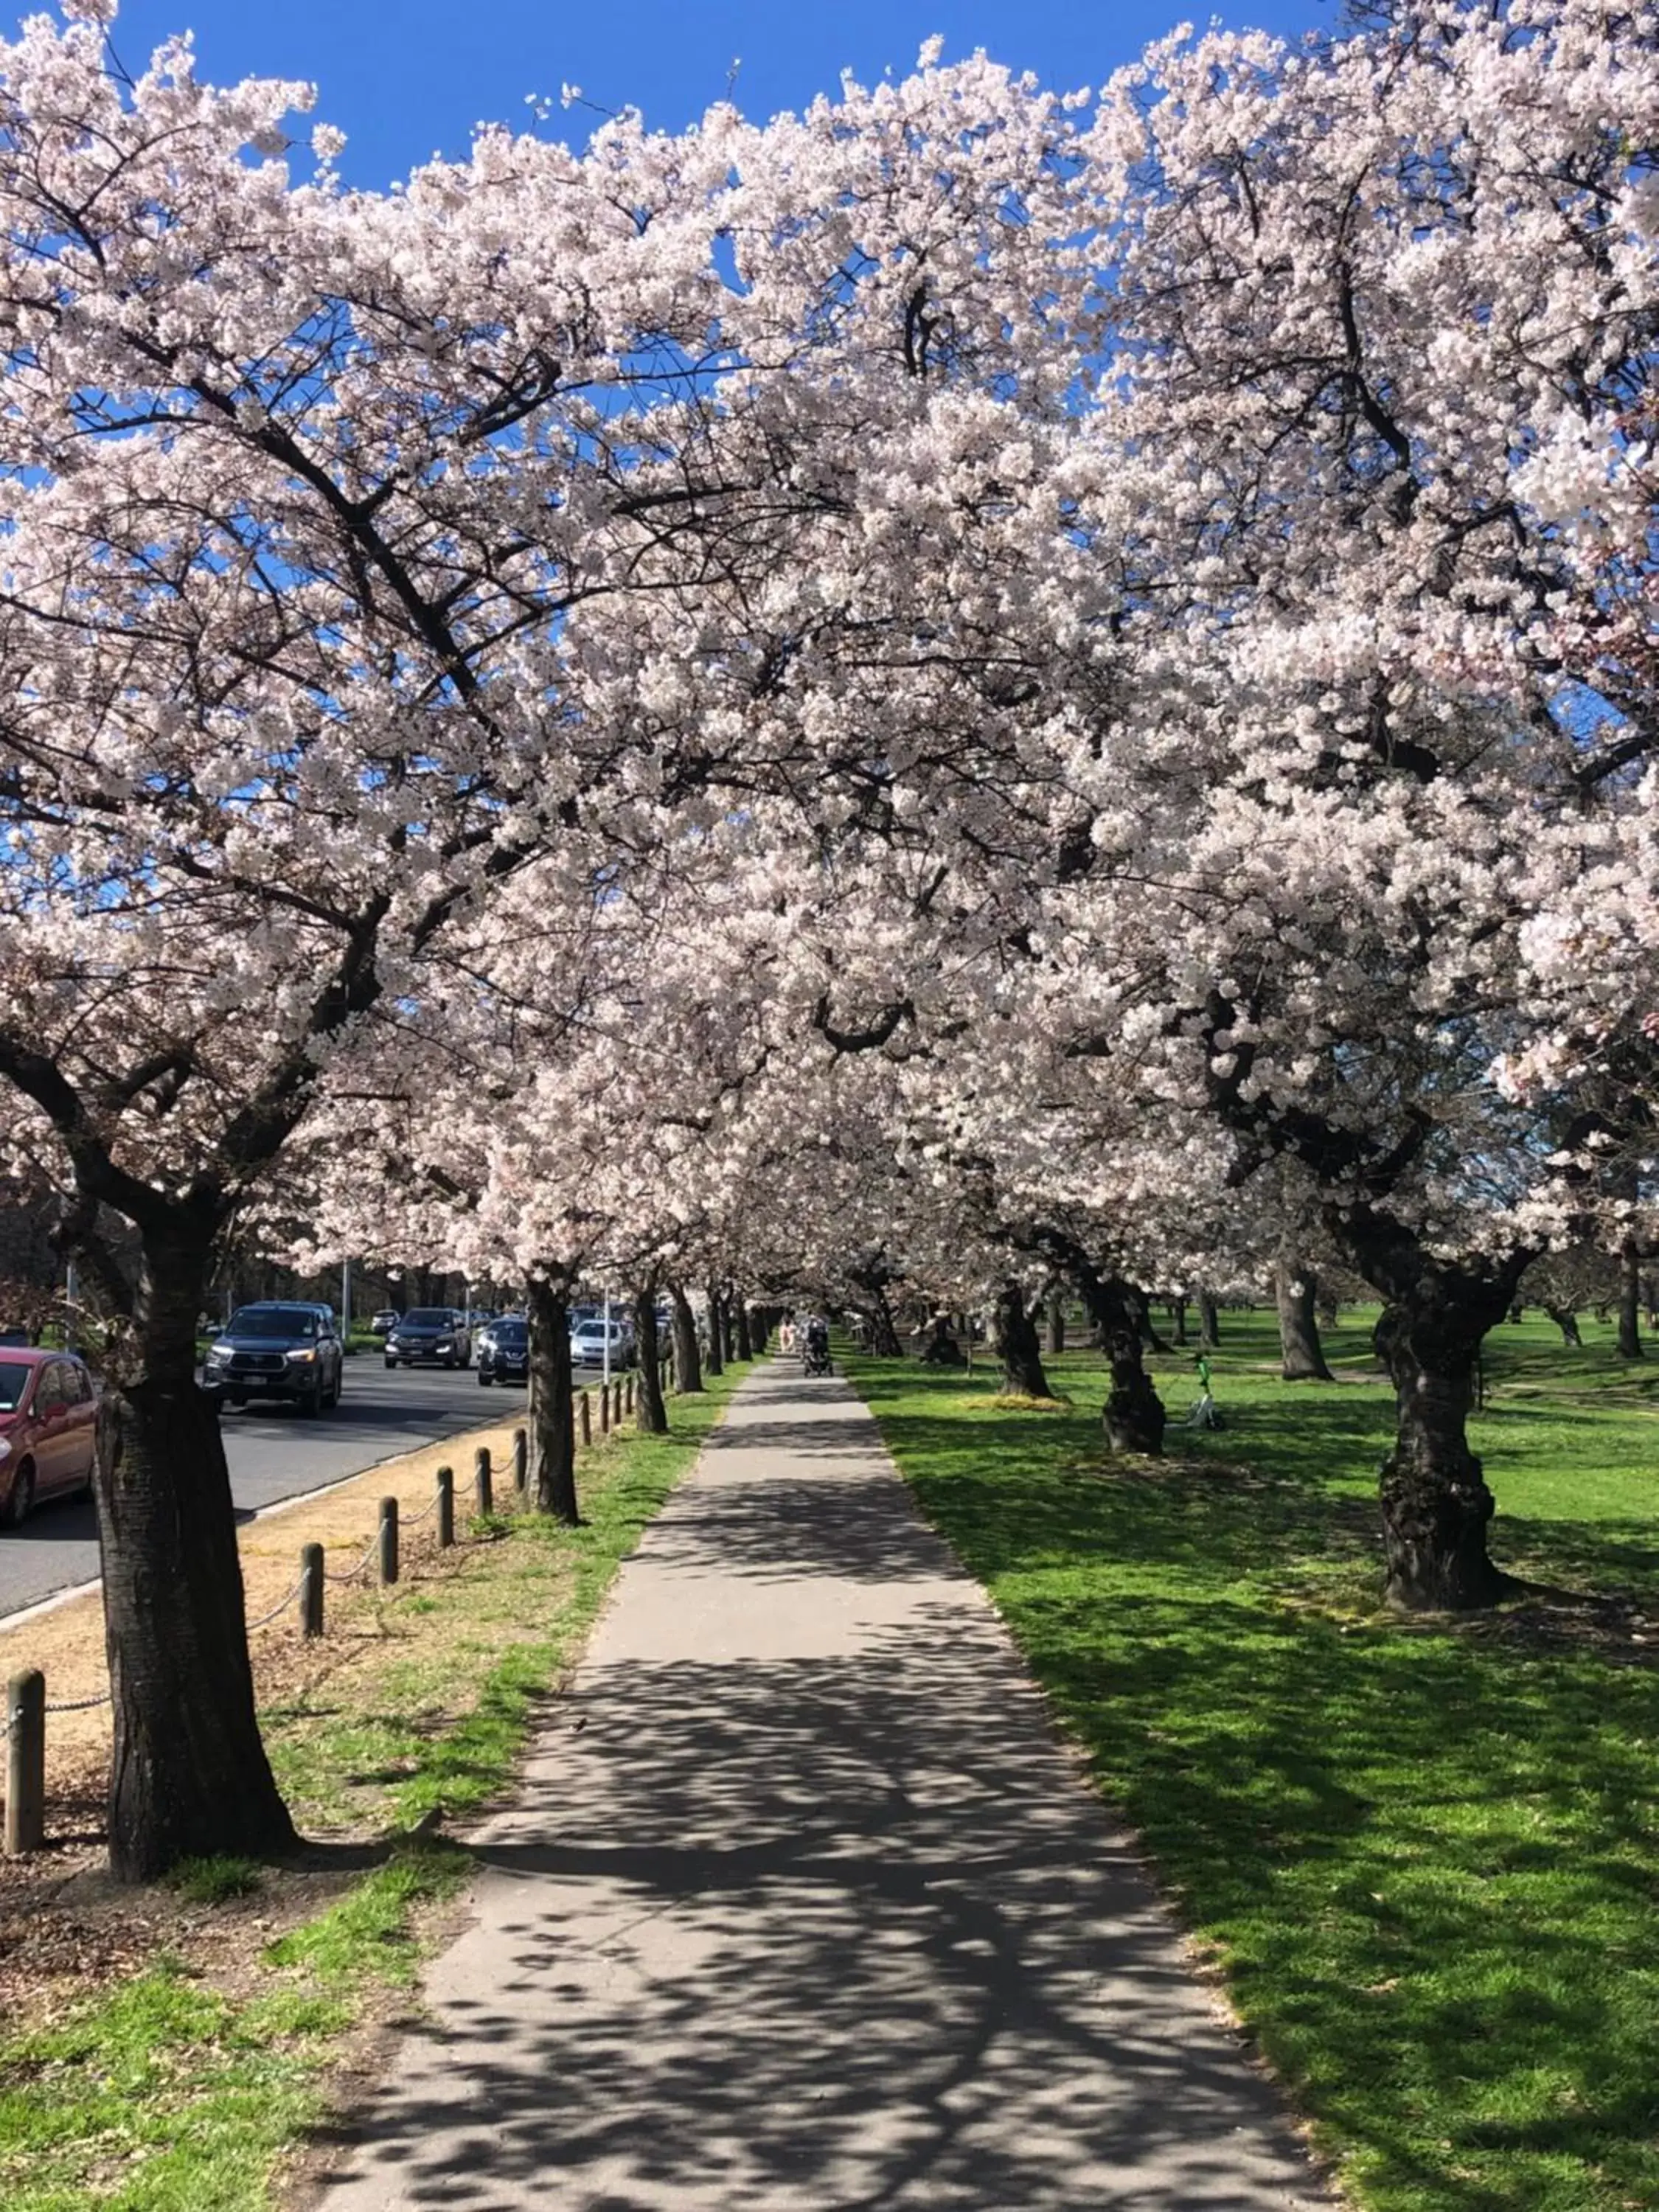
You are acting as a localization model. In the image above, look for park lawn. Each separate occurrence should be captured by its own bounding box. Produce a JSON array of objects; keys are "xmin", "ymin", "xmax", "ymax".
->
[
  {"xmin": 0, "ymin": 1366, "xmax": 749, "ymax": 2212},
  {"xmin": 852, "ymin": 1310, "xmax": 1659, "ymax": 2212}
]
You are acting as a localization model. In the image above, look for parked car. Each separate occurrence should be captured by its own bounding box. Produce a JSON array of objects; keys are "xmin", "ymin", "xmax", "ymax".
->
[
  {"xmin": 203, "ymin": 1304, "xmax": 344, "ymax": 1414},
  {"xmin": 384, "ymin": 1308, "xmax": 473, "ymax": 1368},
  {"xmin": 0, "ymin": 1349, "xmax": 98, "ymax": 1527},
  {"xmin": 478, "ymin": 1316, "xmax": 529, "ymax": 1388},
  {"xmin": 369, "ymin": 1309, "xmax": 400, "ymax": 1336},
  {"xmin": 569, "ymin": 1318, "xmax": 634, "ymax": 1369}
]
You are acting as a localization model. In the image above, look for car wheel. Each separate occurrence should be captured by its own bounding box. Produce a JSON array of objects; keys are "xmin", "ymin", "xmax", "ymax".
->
[
  {"xmin": 444, "ymin": 1354, "xmax": 456, "ymax": 1369},
  {"xmin": 1, "ymin": 1461, "xmax": 35, "ymax": 1530},
  {"xmin": 478, "ymin": 1371, "xmax": 492, "ymax": 1387},
  {"xmin": 384, "ymin": 1356, "xmax": 397, "ymax": 1369},
  {"xmin": 328, "ymin": 1368, "xmax": 342, "ymax": 1408},
  {"xmin": 301, "ymin": 1378, "xmax": 322, "ymax": 1417}
]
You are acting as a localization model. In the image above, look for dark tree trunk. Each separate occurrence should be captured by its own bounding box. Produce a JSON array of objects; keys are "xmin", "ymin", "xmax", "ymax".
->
[
  {"xmin": 633, "ymin": 1290, "xmax": 668, "ymax": 1433},
  {"xmin": 1618, "ymin": 1242, "xmax": 1644, "ymax": 1360},
  {"xmin": 918, "ymin": 1313, "xmax": 965, "ymax": 1366},
  {"xmin": 990, "ymin": 1281, "xmax": 1051, "ymax": 1398},
  {"xmin": 525, "ymin": 1275, "xmax": 579, "ymax": 1525},
  {"xmin": 1197, "ymin": 1293, "xmax": 1222, "ymax": 1349},
  {"xmin": 1370, "ymin": 1259, "xmax": 1523, "ymax": 1611},
  {"xmin": 1046, "ymin": 1290, "xmax": 1065, "ymax": 1355},
  {"xmin": 1170, "ymin": 1298, "xmax": 1188, "ymax": 1347},
  {"xmin": 703, "ymin": 1284, "xmax": 724, "ymax": 1376},
  {"xmin": 96, "ymin": 1227, "xmax": 294, "ymax": 1882},
  {"xmin": 870, "ymin": 1304, "xmax": 903, "ymax": 1356},
  {"xmin": 1132, "ymin": 1287, "xmax": 1169, "ymax": 1352},
  {"xmin": 1101, "ymin": 1320, "xmax": 1166, "ymax": 1455},
  {"xmin": 721, "ymin": 1294, "xmax": 737, "ymax": 1364},
  {"xmin": 1014, "ymin": 1225, "xmax": 1169, "ymax": 1454},
  {"xmin": 1275, "ymin": 1254, "xmax": 1334, "ymax": 1381},
  {"xmin": 1544, "ymin": 1301, "xmax": 1582, "ymax": 1347},
  {"xmin": 735, "ymin": 1296, "xmax": 754, "ymax": 1362},
  {"xmin": 857, "ymin": 1279, "xmax": 904, "ymax": 1356},
  {"xmin": 670, "ymin": 1285, "xmax": 704, "ymax": 1393}
]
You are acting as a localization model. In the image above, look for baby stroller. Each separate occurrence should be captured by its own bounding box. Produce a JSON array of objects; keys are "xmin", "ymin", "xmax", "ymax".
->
[{"xmin": 801, "ymin": 1319, "xmax": 832, "ymax": 1377}]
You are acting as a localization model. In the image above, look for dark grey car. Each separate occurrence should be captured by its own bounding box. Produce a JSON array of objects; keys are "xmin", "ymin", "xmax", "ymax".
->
[
  {"xmin": 203, "ymin": 1304, "xmax": 343, "ymax": 1414},
  {"xmin": 384, "ymin": 1307, "xmax": 473, "ymax": 1369}
]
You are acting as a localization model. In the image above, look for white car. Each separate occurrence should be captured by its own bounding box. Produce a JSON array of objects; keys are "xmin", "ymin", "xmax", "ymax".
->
[{"xmin": 568, "ymin": 1319, "xmax": 634, "ymax": 1368}]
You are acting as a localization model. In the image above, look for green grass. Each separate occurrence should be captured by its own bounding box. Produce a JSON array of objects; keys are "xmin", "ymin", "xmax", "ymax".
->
[
  {"xmin": 852, "ymin": 1310, "xmax": 1659, "ymax": 2212},
  {"xmin": 167, "ymin": 1857, "xmax": 264, "ymax": 1907},
  {"xmin": 0, "ymin": 1369, "xmax": 750, "ymax": 2212}
]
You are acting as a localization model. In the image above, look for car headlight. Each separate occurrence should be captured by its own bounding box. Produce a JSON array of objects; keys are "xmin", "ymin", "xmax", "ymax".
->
[
  {"xmin": 286, "ymin": 1349, "xmax": 316, "ymax": 1365},
  {"xmin": 206, "ymin": 1347, "xmax": 231, "ymax": 1368}
]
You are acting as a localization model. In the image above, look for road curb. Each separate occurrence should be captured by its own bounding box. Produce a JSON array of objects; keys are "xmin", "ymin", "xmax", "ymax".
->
[{"xmin": 0, "ymin": 1412, "xmax": 521, "ymax": 1635}]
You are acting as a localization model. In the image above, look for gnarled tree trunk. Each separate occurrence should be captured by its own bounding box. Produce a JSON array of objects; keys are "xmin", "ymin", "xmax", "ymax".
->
[
  {"xmin": 670, "ymin": 1285, "xmax": 704, "ymax": 1393},
  {"xmin": 703, "ymin": 1283, "xmax": 724, "ymax": 1376},
  {"xmin": 1170, "ymin": 1298, "xmax": 1189, "ymax": 1347},
  {"xmin": 1275, "ymin": 1253, "xmax": 1334, "ymax": 1381},
  {"xmin": 1618, "ymin": 1242, "xmax": 1644, "ymax": 1360},
  {"xmin": 1544, "ymin": 1301, "xmax": 1582, "ymax": 1347},
  {"xmin": 526, "ymin": 1274, "xmax": 579, "ymax": 1525},
  {"xmin": 990, "ymin": 1281, "xmax": 1050, "ymax": 1398},
  {"xmin": 1197, "ymin": 1292, "xmax": 1222, "ymax": 1349},
  {"xmin": 734, "ymin": 1295, "xmax": 753, "ymax": 1362},
  {"xmin": 1101, "ymin": 1318, "xmax": 1166, "ymax": 1455},
  {"xmin": 633, "ymin": 1290, "xmax": 668, "ymax": 1433},
  {"xmin": 1133, "ymin": 1287, "xmax": 1169, "ymax": 1352},
  {"xmin": 97, "ymin": 1225, "xmax": 294, "ymax": 1882},
  {"xmin": 1046, "ymin": 1290, "xmax": 1065, "ymax": 1355},
  {"xmin": 1371, "ymin": 1264, "xmax": 1521, "ymax": 1610}
]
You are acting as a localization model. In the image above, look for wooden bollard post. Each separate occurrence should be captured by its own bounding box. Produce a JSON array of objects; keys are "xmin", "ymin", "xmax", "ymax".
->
[
  {"xmin": 599, "ymin": 1383, "xmax": 610, "ymax": 1436},
  {"xmin": 378, "ymin": 1497, "xmax": 399, "ymax": 1586},
  {"xmin": 475, "ymin": 1444, "xmax": 493, "ymax": 1517},
  {"xmin": 579, "ymin": 1391, "xmax": 591, "ymax": 1447},
  {"xmin": 299, "ymin": 1543, "xmax": 324, "ymax": 1637},
  {"xmin": 436, "ymin": 1466, "xmax": 454, "ymax": 1549},
  {"xmin": 512, "ymin": 1427, "xmax": 528, "ymax": 1496},
  {"xmin": 625, "ymin": 1372, "xmax": 635, "ymax": 1415},
  {"xmin": 4, "ymin": 1669, "xmax": 45, "ymax": 1856}
]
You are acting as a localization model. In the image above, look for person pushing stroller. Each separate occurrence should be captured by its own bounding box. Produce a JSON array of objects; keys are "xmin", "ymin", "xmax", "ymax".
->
[{"xmin": 801, "ymin": 1314, "xmax": 832, "ymax": 1377}]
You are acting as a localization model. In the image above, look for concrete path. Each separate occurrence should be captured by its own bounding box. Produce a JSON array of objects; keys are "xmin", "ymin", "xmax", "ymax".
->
[{"xmin": 316, "ymin": 1363, "xmax": 1335, "ymax": 2212}]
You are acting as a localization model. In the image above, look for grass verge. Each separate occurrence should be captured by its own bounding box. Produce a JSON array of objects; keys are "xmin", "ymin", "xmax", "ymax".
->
[
  {"xmin": 850, "ymin": 1312, "xmax": 1659, "ymax": 2212},
  {"xmin": 0, "ymin": 1366, "xmax": 748, "ymax": 2212}
]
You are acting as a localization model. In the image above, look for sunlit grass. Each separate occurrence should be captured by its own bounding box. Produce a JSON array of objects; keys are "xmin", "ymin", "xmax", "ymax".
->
[
  {"xmin": 0, "ymin": 1369, "xmax": 748, "ymax": 2211},
  {"xmin": 852, "ymin": 1310, "xmax": 1659, "ymax": 2212}
]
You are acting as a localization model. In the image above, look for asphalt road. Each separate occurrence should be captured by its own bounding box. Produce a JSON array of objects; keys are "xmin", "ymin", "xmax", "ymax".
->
[{"xmin": 0, "ymin": 1357, "xmax": 527, "ymax": 1625}]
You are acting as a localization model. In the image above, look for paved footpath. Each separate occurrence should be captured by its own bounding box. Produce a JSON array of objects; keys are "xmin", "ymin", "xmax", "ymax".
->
[{"xmin": 319, "ymin": 1363, "xmax": 1335, "ymax": 2212}]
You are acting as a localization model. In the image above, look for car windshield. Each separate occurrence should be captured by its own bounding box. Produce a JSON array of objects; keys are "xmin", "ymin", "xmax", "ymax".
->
[
  {"xmin": 403, "ymin": 1310, "xmax": 452, "ymax": 1326},
  {"xmin": 227, "ymin": 1308, "xmax": 316, "ymax": 1340},
  {"xmin": 495, "ymin": 1324, "xmax": 527, "ymax": 1344},
  {"xmin": 0, "ymin": 1362, "xmax": 32, "ymax": 1411}
]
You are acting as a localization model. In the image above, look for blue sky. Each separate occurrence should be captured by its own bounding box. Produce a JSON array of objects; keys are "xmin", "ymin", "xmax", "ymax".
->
[{"xmin": 95, "ymin": 0, "xmax": 1335, "ymax": 187}]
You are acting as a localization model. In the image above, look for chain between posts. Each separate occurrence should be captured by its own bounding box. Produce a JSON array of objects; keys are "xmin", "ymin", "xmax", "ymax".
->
[
  {"xmin": 246, "ymin": 1568, "xmax": 310, "ymax": 1632},
  {"xmin": 324, "ymin": 1531, "xmax": 380, "ymax": 1585}
]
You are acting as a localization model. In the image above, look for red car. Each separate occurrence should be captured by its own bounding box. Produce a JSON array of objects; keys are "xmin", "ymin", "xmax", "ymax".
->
[{"xmin": 0, "ymin": 1349, "xmax": 98, "ymax": 1528}]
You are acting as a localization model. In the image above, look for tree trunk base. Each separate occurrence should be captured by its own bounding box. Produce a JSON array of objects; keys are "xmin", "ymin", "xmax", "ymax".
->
[
  {"xmin": 99, "ymin": 1379, "xmax": 295, "ymax": 1882},
  {"xmin": 1102, "ymin": 1391, "xmax": 1166, "ymax": 1455},
  {"xmin": 1378, "ymin": 1452, "xmax": 1512, "ymax": 1610}
]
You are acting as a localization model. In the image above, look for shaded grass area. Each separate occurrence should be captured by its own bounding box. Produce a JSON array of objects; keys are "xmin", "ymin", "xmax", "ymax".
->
[
  {"xmin": 0, "ymin": 1371, "xmax": 748, "ymax": 2212},
  {"xmin": 853, "ymin": 1315, "xmax": 1659, "ymax": 2212}
]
